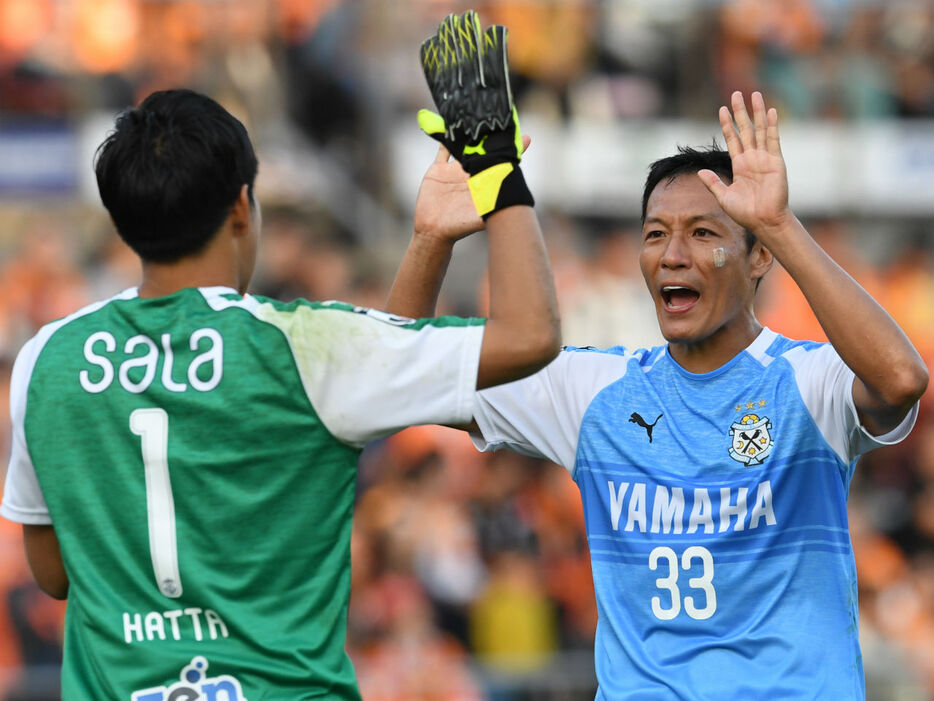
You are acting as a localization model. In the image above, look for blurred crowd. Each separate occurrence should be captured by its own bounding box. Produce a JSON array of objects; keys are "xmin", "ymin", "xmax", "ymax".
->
[
  {"xmin": 0, "ymin": 1, "xmax": 933, "ymax": 700},
  {"xmin": 5, "ymin": 0, "xmax": 934, "ymax": 194}
]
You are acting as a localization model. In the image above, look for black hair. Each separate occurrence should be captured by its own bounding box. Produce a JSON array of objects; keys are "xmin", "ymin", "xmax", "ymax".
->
[
  {"xmin": 94, "ymin": 89, "xmax": 258, "ymax": 263},
  {"xmin": 641, "ymin": 145, "xmax": 756, "ymax": 252}
]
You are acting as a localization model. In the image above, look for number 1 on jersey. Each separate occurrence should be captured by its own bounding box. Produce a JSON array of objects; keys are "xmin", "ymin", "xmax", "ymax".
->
[{"xmin": 130, "ymin": 408, "xmax": 183, "ymax": 598}]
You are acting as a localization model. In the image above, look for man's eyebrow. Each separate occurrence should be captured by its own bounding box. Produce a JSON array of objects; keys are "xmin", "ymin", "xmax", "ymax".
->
[{"xmin": 643, "ymin": 213, "xmax": 726, "ymax": 226}]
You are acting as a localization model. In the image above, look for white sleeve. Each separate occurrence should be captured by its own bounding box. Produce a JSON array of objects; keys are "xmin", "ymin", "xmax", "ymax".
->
[
  {"xmin": 256, "ymin": 303, "xmax": 484, "ymax": 447},
  {"xmin": 784, "ymin": 343, "xmax": 919, "ymax": 463},
  {"xmin": 470, "ymin": 349, "xmax": 631, "ymax": 475},
  {"xmin": 1, "ymin": 337, "xmax": 52, "ymax": 525}
]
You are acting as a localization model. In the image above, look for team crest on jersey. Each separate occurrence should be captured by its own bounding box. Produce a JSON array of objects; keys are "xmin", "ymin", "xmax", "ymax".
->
[
  {"xmin": 728, "ymin": 413, "xmax": 774, "ymax": 465},
  {"xmin": 131, "ymin": 657, "xmax": 247, "ymax": 701}
]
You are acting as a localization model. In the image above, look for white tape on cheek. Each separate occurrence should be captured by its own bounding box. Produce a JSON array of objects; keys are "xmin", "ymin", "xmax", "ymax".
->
[{"xmin": 713, "ymin": 247, "xmax": 726, "ymax": 268}]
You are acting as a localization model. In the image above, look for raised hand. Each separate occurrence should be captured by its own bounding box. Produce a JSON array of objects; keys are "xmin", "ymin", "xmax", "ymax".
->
[
  {"xmin": 413, "ymin": 136, "xmax": 532, "ymax": 244},
  {"xmin": 697, "ymin": 91, "xmax": 792, "ymax": 239},
  {"xmin": 413, "ymin": 144, "xmax": 484, "ymax": 244},
  {"xmin": 418, "ymin": 11, "xmax": 533, "ymax": 219}
]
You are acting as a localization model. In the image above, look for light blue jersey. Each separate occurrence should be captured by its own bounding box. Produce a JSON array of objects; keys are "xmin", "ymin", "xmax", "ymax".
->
[{"xmin": 471, "ymin": 328, "xmax": 917, "ymax": 700}]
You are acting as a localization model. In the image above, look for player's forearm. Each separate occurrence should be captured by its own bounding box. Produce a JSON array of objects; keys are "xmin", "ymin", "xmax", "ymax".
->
[
  {"xmin": 478, "ymin": 205, "xmax": 561, "ymax": 389},
  {"xmin": 385, "ymin": 234, "xmax": 454, "ymax": 318},
  {"xmin": 763, "ymin": 215, "xmax": 928, "ymax": 413}
]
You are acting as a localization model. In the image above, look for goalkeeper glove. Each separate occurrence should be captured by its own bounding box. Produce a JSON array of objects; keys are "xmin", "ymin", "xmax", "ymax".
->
[{"xmin": 418, "ymin": 10, "xmax": 533, "ymax": 219}]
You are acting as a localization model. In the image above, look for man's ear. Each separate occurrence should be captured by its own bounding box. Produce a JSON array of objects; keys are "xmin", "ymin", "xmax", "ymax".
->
[
  {"xmin": 749, "ymin": 240, "xmax": 774, "ymax": 288},
  {"xmin": 230, "ymin": 184, "xmax": 251, "ymax": 238}
]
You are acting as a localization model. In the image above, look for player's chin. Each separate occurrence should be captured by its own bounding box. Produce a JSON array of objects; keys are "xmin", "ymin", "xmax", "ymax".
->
[{"xmin": 656, "ymin": 315, "xmax": 704, "ymax": 345}]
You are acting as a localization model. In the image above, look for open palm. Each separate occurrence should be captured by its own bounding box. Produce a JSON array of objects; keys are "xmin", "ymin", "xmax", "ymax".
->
[
  {"xmin": 413, "ymin": 145, "xmax": 484, "ymax": 243},
  {"xmin": 697, "ymin": 92, "xmax": 791, "ymax": 236}
]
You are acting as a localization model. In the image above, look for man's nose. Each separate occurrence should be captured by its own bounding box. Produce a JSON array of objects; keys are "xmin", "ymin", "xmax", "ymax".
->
[{"xmin": 660, "ymin": 232, "xmax": 691, "ymax": 268}]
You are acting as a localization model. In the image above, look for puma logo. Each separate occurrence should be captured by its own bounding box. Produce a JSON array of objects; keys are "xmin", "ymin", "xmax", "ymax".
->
[{"xmin": 629, "ymin": 412, "xmax": 663, "ymax": 443}]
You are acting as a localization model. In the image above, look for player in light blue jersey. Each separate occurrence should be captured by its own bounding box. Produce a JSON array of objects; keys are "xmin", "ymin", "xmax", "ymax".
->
[{"xmin": 387, "ymin": 91, "xmax": 929, "ymax": 699}]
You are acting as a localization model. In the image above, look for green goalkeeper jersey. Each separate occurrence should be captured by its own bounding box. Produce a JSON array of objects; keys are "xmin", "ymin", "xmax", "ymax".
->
[{"xmin": 1, "ymin": 286, "xmax": 485, "ymax": 700}]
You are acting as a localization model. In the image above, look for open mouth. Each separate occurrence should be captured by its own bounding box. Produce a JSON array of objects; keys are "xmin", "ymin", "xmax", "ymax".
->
[{"xmin": 661, "ymin": 285, "xmax": 700, "ymax": 312}]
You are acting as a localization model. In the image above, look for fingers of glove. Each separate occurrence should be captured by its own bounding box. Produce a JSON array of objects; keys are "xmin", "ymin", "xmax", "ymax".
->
[
  {"xmin": 418, "ymin": 108, "xmax": 467, "ymax": 156},
  {"xmin": 454, "ymin": 11, "xmax": 483, "ymax": 90},
  {"xmin": 420, "ymin": 35, "xmax": 446, "ymax": 110},
  {"xmin": 465, "ymin": 11, "xmax": 485, "ymax": 88},
  {"xmin": 420, "ymin": 13, "xmax": 515, "ymax": 147},
  {"xmin": 435, "ymin": 14, "xmax": 457, "ymax": 84},
  {"xmin": 482, "ymin": 25, "xmax": 509, "ymax": 92},
  {"xmin": 419, "ymin": 36, "xmax": 437, "ymax": 83},
  {"xmin": 418, "ymin": 109, "xmax": 447, "ymax": 139},
  {"xmin": 439, "ymin": 12, "xmax": 472, "ymax": 87}
]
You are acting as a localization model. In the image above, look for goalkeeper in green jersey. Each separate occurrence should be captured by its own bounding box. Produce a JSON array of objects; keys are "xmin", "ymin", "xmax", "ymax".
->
[{"xmin": 0, "ymin": 12, "xmax": 557, "ymax": 699}]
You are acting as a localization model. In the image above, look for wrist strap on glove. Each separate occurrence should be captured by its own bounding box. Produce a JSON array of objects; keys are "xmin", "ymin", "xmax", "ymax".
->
[{"xmin": 467, "ymin": 163, "xmax": 533, "ymax": 219}]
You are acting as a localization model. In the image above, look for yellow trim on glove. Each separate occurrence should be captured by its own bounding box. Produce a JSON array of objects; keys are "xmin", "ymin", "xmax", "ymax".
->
[
  {"xmin": 417, "ymin": 109, "xmax": 446, "ymax": 137},
  {"xmin": 468, "ymin": 162, "xmax": 514, "ymax": 217}
]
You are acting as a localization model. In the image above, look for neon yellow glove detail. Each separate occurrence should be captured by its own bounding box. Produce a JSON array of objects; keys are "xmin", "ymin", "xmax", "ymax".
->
[{"xmin": 418, "ymin": 11, "xmax": 533, "ymax": 219}]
